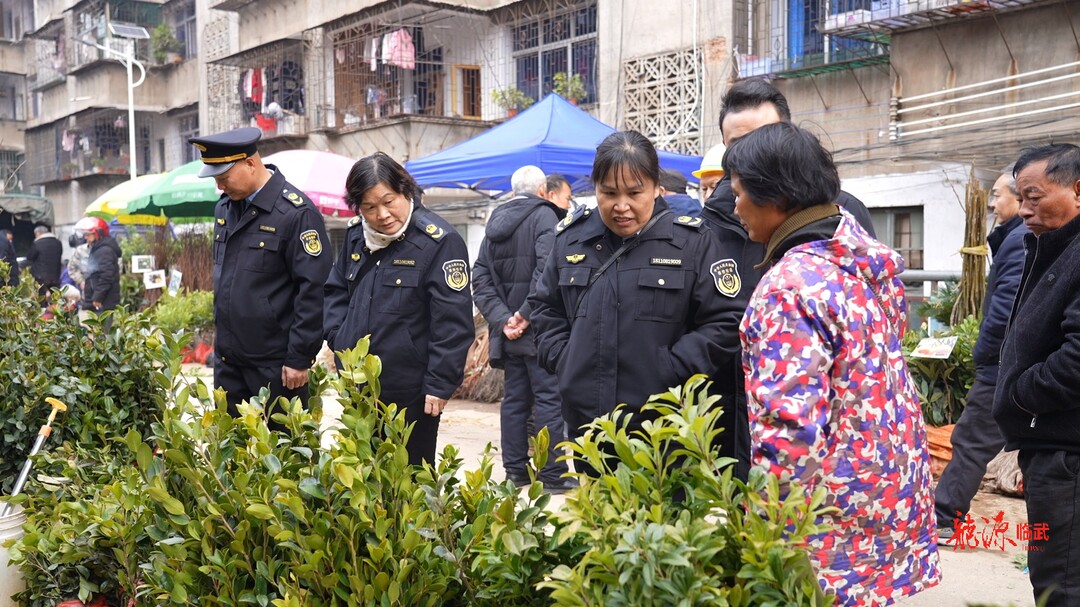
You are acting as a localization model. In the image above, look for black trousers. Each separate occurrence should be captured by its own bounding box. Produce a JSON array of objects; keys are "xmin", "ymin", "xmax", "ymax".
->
[
  {"xmin": 1018, "ymin": 449, "xmax": 1080, "ymax": 607},
  {"xmin": 934, "ymin": 365, "xmax": 1005, "ymax": 528},
  {"xmin": 502, "ymin": 355, "xmax": 570, "ymax": 483},
  {"xmin": 214, "ymin": 358, "xmax": 308, "ymax": 430},
  {"xmin": 382, "ymin": 391, "xmax": 441, "ymax": 468}
]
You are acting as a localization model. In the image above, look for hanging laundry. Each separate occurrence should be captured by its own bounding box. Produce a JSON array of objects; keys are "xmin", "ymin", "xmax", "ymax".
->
[
  {"xmin": 336, "ymin": 47, "xmax": 346, "ymax": 64},
  {"xmin": 370, "ymin": 37, "xmax": 378, "ymax": 71},
  {"xmin": 385, "ymin": 28, "xmax": 415, "ymax": 70},
  {"xmin": 380, "ymin": 33, "xmax": 391, "ymax": 68},
  {"xmin": 251, "ymin": 68, "xmax": 264, "ymax": 113},
  {"xmin": 61, "ymin": 130, "xmax": 75, "ymax": 152}
]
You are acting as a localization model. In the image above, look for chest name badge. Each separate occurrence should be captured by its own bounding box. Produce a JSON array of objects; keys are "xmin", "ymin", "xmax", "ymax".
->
[
  {"xmin": 300, "ymin": 230, "xmax": 323, "ymax": 256},
  {"xmin": 259, "ymin": 225, "xmax": 276, "ymax": 233},
  {"xmin": 443, "ymin": 259, "xmax": 469, "ymax": 291},
  {"xmin": 710, "ymin": 259, "xmax": 741, "ymax": 298},
  {"xmin": 565, "ymin": 253, "xmax": 586, "ymax": 264},
  {"xmin": 651, "ymin": 258, "xmax": 682, "ymax": 266},
  {"xmin": 393, "ymin": 259, "xmax": 416, "ymax": 266}
]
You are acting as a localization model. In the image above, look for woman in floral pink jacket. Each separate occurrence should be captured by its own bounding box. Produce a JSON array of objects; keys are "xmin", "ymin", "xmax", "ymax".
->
[{"xmin": 726, "ymin": 122, "xmax": 940, "ymax": 606}]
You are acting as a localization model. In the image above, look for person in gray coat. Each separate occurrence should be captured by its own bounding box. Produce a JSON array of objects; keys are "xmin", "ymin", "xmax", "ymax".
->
[{"xmin": 473, "ymin": 165, "xmax": 575, "ymax": 492}]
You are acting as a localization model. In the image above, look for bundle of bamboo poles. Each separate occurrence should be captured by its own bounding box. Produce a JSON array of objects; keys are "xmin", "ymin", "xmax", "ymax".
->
[{"xmin": 951, "ymin": 163, "xmax": 989, "ymax": 326}]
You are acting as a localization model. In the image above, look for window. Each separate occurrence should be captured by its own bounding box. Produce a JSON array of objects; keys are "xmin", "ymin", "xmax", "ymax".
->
[
  {"xmin": 177, "ymin": 112, "xmax": 199, "ymax": 164},
  {"xmin": 870, "ymin": 206, "xmax": 924, "ymax": 269},
  {"xmin": 764, "ymin": 0, "xmax": 881, "ymax": 71},
  {"xmin": 457, "ymin": 66, "xmax": 481, "ymax": 118},
  {"xmin": 173, "ymin": 0, "xmax": 197, "ymax": 59},
  {"xmin": 511, "ymin": 1, "xmax": 597, "ymax": 104}
]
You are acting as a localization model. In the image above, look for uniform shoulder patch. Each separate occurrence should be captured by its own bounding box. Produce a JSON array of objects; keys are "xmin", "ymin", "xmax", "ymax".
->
[
  {"xmin": 443, "ymin": 259, "xmax": 469, "ymax": 291},
  {"xmin": 300, "ymin": 229, "xmax": 323, "ymax": 256},
  {"xmin": 419, "ymin": 219, "xmax": 446, "ymax": 240},
  {"xmin": 710, "ymin": 258, "xmax": 741, "ymax": 297},
  {"xmin": 556, "ymin": 206, "xmax": 591, "ymax": 233},
  {"xmin": 347, "ymin": 215, "xmax": 362, "ymax": 228},
  {"xmin": 283, "ymin": 189, "xmax": 305, "ymax": 207},
  {"xmin": 675, "ymin": 215, "xmax": 703, "ymax": 228}
]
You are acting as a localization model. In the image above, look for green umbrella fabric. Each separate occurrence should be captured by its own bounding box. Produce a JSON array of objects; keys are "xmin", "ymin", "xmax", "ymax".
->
[{"xmin": 123, "ymin": 160, "xmax": 220, "ymax": 218}]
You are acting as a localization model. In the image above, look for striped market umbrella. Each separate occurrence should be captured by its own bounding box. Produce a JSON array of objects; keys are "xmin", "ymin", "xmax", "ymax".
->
[
  {"xmin": 85, "ymin": 173, "xmax": 168, "ymax": 225},
  {"xmin": 123, "ymin": 160, "xmax": 219, "ymax": 219}
]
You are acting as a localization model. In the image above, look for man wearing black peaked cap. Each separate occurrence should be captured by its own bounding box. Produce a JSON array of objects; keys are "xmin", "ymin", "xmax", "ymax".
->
[{"xmin": 192, "ymin": 126, "xmax": 332, "ymax": 425}]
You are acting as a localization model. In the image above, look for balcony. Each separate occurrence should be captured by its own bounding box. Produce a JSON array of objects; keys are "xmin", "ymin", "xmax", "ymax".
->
[
  {"xmin": 209, "ymin": 0, "xmax": 263, "ymax": 11},
  {"xmin": 818, "ymin": 0, "xmax": 1055, "ymax": 38}
]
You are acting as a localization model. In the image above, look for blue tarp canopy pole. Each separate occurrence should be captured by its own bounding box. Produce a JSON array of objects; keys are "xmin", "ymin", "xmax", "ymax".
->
[{"xmin": 405, "ymin": 94, "xmax": 703, "ymax": 196}]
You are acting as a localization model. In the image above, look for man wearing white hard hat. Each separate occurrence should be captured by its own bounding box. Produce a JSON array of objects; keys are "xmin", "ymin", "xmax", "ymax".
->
[{"xmin": 693, "ymin": 143, "xmax": 726, "ymax": 201}]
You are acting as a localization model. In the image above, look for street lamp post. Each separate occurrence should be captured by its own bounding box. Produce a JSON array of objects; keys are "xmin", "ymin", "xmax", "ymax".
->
[
  {"xmin": 77, "ymin": 23, "xmax": 149, "ymax": 182},
  {"xmin": 91, "ymin": 40, "xmax": 146, "ymax": 182}
]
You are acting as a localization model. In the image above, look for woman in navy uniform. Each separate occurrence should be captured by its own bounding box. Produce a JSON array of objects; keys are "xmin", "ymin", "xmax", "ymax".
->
[
  {"xmin": 324, "ymin": 152, "xmax": 474, "ymax": 467},
  {"xmin": 530, "ymin": 131, "xmax": 745, "ymax": 474}
]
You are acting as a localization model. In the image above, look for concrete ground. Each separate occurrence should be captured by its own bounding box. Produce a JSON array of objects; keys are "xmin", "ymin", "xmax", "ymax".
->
[{"xmin": 439, "ymin": 397, "xmax": 1037, "ymax": 607}]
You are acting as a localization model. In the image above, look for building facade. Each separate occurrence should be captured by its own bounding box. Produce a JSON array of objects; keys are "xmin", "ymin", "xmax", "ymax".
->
[{"xmin": 11, "ymin": 0, "xmax": 1067, "ymax": 272}]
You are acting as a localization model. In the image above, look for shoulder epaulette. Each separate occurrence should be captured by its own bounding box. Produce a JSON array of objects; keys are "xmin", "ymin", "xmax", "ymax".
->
[
  {"xmin": 674, "ymin": 215, "xmax": 704, "ymax": 229},
  {"xmin": 347, "ymin": 215, "xmax": 362, "ymax": 228},
  {"xmin": 415, "ymin": 213, "xmax": 447, "ymax": 240},
  {"xmin": 282, "ymin": 188, "xmax": 306, "ymax": 207},
  {"xmin": 556, "ymin": 206, "xmax": 592, "ymax": 233}
]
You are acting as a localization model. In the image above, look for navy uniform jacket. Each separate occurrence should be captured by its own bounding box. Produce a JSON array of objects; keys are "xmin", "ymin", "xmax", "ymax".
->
[
  {"xmin": 212, "ymin": 166, "xmax": 332, "ymax": 369},
  {"xmin": 530, "ymin": 198, "xmax": 745, "ymax": 429},
  {"xmin": 323, "ymin": 202, "xmax": 474, "ymax": 401}
]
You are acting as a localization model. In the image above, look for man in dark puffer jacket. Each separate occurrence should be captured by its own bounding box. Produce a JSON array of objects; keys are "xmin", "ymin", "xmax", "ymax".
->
[{"xmin": 473, "ymin": 165, "xmax": 575, "ymax": 492}]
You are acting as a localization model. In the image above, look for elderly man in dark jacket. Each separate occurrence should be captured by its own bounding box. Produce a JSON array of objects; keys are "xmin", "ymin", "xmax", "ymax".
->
[
  {"xmin": 993, "ymin": 143, "xmax": 1080, "ymax": 607},
  {"xmin": 935, "ymin": 168, "xmax": 1029, "ymax": 541},
  {"xmin": 473, "ymin": 165, "xmax": 574, "ymax": 492},
  {"xmin": 27, "ymin": 225, "xmax": 63, "ymax": 297}
]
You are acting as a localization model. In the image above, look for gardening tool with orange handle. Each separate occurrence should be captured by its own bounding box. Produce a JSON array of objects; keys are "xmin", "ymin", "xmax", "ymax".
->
[{"xmin": 0, "ymin": 397, "xmax": 68, "ymax": 517}]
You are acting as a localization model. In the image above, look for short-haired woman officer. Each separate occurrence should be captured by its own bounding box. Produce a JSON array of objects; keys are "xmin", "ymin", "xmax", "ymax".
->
[{"xmin": 324, "ymin": 152, "xmax": 474, "ymax": 467}]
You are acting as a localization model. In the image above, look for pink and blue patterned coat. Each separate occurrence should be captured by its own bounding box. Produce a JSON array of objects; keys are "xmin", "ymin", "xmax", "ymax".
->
[{"xmin": 740, "ymin": 212, "xmax": 941, "ymax": 606}]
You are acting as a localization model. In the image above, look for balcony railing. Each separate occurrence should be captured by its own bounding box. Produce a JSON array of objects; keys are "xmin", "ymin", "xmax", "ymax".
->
[{"xmin": 818, "ymin": 0, "xmax": 1053, "ymax": 37}]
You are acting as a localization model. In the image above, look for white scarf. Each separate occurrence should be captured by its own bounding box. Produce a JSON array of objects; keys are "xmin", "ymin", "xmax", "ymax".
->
[{"xmin": 362, "ymin": 202, "xmax": 414, "ymax": 252}]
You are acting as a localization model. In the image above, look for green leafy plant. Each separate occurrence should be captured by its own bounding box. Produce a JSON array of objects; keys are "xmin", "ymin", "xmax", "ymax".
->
[
  {"xmin": 6, "ymin": 328, "xmax": 837, "ymax": 607},
  {"xmin": 491, "ymin": 86, "xmax": 534, "ymax": 112},
  {"xmin": 151, "ymin": 23, "xmax": 183, "ymax": 64},
  {"xmin": 552, "ymin": 72, "xmax": 587, "ymax": 103},
  {"xmin": 152, "ymin": 289, "xmax": 213, "ymax": 335},
  {"xmin": 543, "ymin": 376, "xmax": 835, "ymax": 606},
  {"xmin": 904, "ymin": 313, "xmax": 980, "ymax": 426},
  {"xmin": 915, "ymin": 281, "xmax": 959, "ymax": 328},
  {"xmin": 0, "ymin": 285, "xmax": 167, "ymax": 497}
]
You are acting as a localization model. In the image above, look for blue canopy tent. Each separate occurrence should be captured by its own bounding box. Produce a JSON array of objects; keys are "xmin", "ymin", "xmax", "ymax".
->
[{"xmin": 405, "ymin": 94, "xmax": 703, "ymax": 195}]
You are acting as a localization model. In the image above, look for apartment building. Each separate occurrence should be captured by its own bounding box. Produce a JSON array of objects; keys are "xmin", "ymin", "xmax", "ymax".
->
[{"xmin": 12, "ymin": 0, "xmax": 1066, "ymax": 271}]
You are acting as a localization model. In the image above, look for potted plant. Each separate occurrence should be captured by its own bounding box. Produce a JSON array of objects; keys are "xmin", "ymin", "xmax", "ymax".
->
[
  {"xmin": 91, "ymin": 157, "xmax": 106, "ymax": 174},
  {"xmin": 553, "ymin": 72, "xmax": 587, "ymax": 105},
  {"xmin": 151, "ymin": 23, "xmax": 183, "ymax": 64},
  {"xmin": 491, "ymin": 86, "xmax": 534, "ymax": 117},
  {"xmin": 61, "ymin": 162, "xmax": 77, "ymax": 179}
]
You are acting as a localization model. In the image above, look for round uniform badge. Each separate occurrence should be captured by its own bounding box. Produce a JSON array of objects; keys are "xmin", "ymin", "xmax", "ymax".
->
[
  {"xmin": 300, "ymin": 230, "xmax": 323, "ymax": 256},
  {"xmin": 443, "ymin": 259, "xmax": 469, "ymax": 291},
  {"xmin": 710, "ymin": 258, "xmax": 741, "ymax": 297}
]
